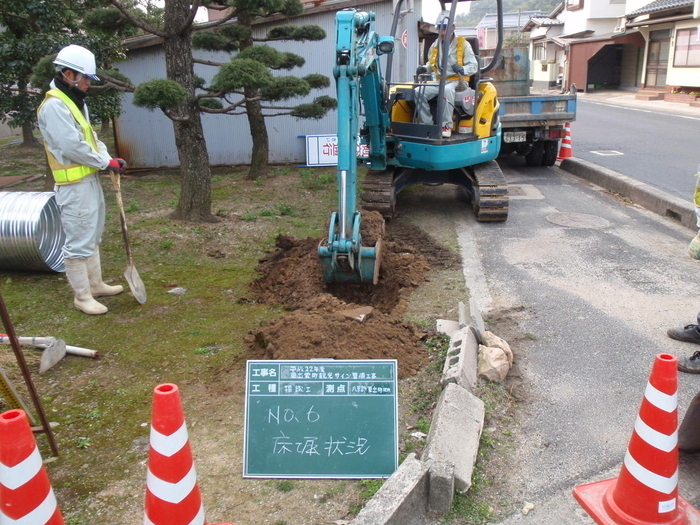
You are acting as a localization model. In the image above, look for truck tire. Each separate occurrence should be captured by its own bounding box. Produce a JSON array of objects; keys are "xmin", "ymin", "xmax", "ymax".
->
[
  {"xmin": 525, "ymin": 141, "xmax": 544, "ymax": 166},
  {"xmin": 541, "ymin": 140, "xmax": 559, "ymax": 166}
]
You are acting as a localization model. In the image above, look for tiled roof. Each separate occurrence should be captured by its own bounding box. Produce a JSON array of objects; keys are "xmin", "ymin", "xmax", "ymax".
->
[
  {"xmin": 477, "ymin": 10, "xmax": 545, "ymax": 29},
  {"xmin": 529, "ymin": 17, "xmax": 564, "ymax": 26},
  {"xmin": 626, "ymin": 0, "xmax": 693, "ymax": 17}
]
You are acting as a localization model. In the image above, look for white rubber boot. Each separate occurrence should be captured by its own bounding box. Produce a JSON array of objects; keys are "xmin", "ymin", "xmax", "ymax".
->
[
  {"xmin": 86, "ymin": 248, "xmax": 123, "ymax": 297},
  {"xmin": 64, "ymin": 258, "xmax": 108, "ymax": 315}
]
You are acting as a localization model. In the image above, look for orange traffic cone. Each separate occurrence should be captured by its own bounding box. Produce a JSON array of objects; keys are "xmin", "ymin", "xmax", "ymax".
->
[
  {"xmin": 557, "ymin": 122, "xmax": 573, "ymax": 161},
  {"xmin": 0, "ymin": 409, "xmax": 64, "ymax": 524},
  {"xmin": 573, "ymin": 353, "xmax": 700, "ymax": 525},
  {"xmin": 144, "ymin": 383, "xmax": 233, "ymax": 525}
]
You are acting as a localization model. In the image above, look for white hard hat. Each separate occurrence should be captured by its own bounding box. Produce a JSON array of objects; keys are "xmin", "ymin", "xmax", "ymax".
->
[
  {"xmin": 436, "ymin": 11, "xmax": 450, "ymax": 29},
  {"xmin": 53, "ymin": 45, "xmax": 100, "ymax": 81}
]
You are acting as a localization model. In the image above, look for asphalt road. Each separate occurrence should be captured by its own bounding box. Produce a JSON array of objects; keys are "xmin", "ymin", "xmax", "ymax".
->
[
  {"xmin": 573, "ymin": 99, "xmax": 700, "ymax": 202},
  {"xmin": 455, "ymin": 155, "xmax": 700, "ymax": 524}
]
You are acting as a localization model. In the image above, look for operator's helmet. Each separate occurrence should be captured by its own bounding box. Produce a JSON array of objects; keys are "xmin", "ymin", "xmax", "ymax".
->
[
  {"xmin": 436, "ymin": 10, "xmax": 451, "ymax": 29},
  {"xmin": 53, "ymin": 45, "xmax": 100, "ymax": 81}
]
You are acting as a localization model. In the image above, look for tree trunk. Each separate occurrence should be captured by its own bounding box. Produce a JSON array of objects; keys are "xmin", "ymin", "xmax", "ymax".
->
[
  {"xmin": 17, "ymin": 80, "xmax": 39, "ymax": 148},
  {"xmin": 244, "ymin": 89, "xmax": 269, "ymax": 180},
  {"xmin": 20, "ymin": 122, "xmax": 39, "ymax": 148},
  {"xmin": 162, "ymin": 0, "xmax": 215, "ymax": 222},
  {"xmin": 100, "ymin": 119, "xmax": 110, "ymax": 134}
]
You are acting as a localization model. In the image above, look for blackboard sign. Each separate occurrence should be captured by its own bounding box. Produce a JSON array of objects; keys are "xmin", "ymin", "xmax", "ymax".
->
[{"xmin": 244, "ymin": 359, "xmax": 398, "ymax": 478}]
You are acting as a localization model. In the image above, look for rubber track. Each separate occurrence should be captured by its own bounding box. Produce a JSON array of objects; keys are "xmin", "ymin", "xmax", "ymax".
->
[
  {"xmin": 472, "ymin": 160, "xmax": 509, "ymax": 222},
  {"xmin": 361, "ymin": 169, "xmax": 395, "ymax": 219}
]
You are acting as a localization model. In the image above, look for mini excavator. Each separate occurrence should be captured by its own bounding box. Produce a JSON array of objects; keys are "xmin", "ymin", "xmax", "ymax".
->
[{"xmin": 319, "ymin": 0, "xmax": 505, "ymax": 285}]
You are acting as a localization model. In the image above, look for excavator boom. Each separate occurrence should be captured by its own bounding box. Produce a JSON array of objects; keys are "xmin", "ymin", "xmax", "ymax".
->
[{"xmin": 318, "ymin": 9, "xmax": 393, "ymax": 284}]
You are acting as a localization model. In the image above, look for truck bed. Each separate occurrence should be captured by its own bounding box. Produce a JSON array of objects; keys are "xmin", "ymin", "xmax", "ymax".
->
[{"xmin": 498, "ymin": 93, "xmax": 577, "ymax": 129}]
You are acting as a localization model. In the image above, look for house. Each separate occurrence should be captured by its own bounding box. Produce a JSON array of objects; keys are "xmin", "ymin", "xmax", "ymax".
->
[
  {"xmin": 112, "ymin": 0, "xmax": 422, "ymax": 169},
  {"xmin": 522, "ymin": 0, "xmax": 643, "ymax": 92},
  {"xmin": 477, "ymin": 10, "xmax": 545, "ymax": 50},
  {"xmin": 521, "ymin": 0, "xmax": 700, "ymax": 98},
  {"xmin": 624, "ymin": 0, "xmax": 700, "ymax": 101}
]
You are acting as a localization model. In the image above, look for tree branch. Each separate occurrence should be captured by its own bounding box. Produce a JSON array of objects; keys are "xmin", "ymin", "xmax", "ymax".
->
[
  {"xmin": 97, "ymin": 74, "xmax": 136, "ymax": 93},
  {"xmin": 107, "ymin": 0, "xmax": 167, "ymax": 38},
  {"xmin": 162, "ymin": 107, "xmax": 190, "ymax": 122},
  {"xmin": 194, "ymin": 7, "xmax": 239, "ymax": 29},
  {"xmin": 177, "ymin": 0, "xmax": 201, "ymax": 35},
  {"xmin": 200, "ymin": 106, "xmax": 246, "ymax": 115},
  {"xmin": 193, "ymin": 57, "xmax": 225, "ymax": 67}
]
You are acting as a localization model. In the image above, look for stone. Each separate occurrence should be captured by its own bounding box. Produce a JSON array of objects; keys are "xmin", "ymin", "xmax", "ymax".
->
[
  {"xmin": 336, "ymin": 306, "xmax": 374, "ymax": 322},
  {"xmin": 482, "ymin": 331, "xmax": 513, "ymax": 366},
  {"xmin": 477, "ymin": 345, "xmax": 510, "ymax": 383}
]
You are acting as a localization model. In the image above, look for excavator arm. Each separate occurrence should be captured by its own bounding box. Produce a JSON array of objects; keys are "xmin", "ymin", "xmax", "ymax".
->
[{"xmin": 318, "ymin": 9, "xmax": 393, "ymax": 284}]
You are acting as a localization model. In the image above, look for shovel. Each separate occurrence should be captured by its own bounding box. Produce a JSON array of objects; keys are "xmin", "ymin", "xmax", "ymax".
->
[
  {"xmin": 108, "ymin": 169, "xmax": 147, "ymax": 304},
  {"xmin": 0, "ymin": 335, "xmax": 67, "ymax": 373}
]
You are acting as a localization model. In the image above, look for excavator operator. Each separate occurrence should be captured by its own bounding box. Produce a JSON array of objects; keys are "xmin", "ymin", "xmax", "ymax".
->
[{"xmin": 414, "ymin": 12, "xmax": 478, "ymax": 137}]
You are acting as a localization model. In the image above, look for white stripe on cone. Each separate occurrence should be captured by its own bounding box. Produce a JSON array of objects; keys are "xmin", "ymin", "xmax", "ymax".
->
[
  {"xmin": 644, "ymin": 381, "xmax": 677, "ymax": 412},
  {"xmin": 0, "ymin": 445, "xmax": 43, "ymax": 490},
  {"xmin": 149, "ymin": 422, "xmax": 189, "ymax": 457},
  {"xmin": 634, "ymin": 415, "xmax": 678, "ymax": 452},
  {"xmin": 143, "ymin": 501, "xmax": 205, "ymax": 525},
  {"xmin": 146, "ymin": 463, "xmax": 198, "ymax": 504},
  {"xmin": 0, "ymin": 489, "xmax": 58, "ymax": 525},
  {"xmin": 623, "ymin": 450, "xmax": 678, "ymax": 495}
]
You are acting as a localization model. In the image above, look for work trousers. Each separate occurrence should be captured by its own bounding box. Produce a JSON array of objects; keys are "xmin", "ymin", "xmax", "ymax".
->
[
  {"xmin": 54, "ymin": 173, "xmax": 105, "ymax": 259},
  {"xmin": 414, "ymin": 81, "xmax": 457, "ymax": 128}
]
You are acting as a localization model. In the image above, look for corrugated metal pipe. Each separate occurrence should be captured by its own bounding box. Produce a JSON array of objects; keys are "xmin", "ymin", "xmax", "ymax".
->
[{"xmin": 0, "ymin": 192, "xmax": 65, "ymax": 273}]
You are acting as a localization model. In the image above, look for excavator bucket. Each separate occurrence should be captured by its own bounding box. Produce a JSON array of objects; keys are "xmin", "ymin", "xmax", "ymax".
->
[{"xmin": 318, "ymin": 211, "xmax": 382, "ymax": 285}]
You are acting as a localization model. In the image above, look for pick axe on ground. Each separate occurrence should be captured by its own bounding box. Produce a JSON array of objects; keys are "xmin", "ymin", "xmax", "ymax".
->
[{"xmin": 0, "ymin": 335, "xmax": 66, "ymax": 373}]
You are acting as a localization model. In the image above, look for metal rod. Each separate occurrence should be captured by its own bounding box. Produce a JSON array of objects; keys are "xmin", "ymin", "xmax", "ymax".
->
[
  {"xmin": 0, "ymin": 292, "xmax": 58, "ymax": 457},
  {"xmin": 340, "ymin": 170, "xmax": 348, "ymax": 239}
]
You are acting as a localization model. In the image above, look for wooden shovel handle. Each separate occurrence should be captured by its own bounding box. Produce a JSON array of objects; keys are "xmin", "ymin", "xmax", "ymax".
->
[{"xmin": 108, "ymin": 169, "xmax": 134, "ymax": 264}]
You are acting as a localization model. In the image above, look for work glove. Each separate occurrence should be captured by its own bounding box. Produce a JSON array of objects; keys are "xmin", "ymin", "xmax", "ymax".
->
[
  {"xmin": 108, "ymin": 158, "xmax": 127, "ymax": 173},
  {"xmin": 416, "ymin": 65, "xmax": 428, "ymax": 75},
  {"xmin": 451, "ymin": 64, "xmax": 465, "ymax": 76},
  {"xmin": 689, "ymin": 231, "xmax": 700, "ymax": 259}
]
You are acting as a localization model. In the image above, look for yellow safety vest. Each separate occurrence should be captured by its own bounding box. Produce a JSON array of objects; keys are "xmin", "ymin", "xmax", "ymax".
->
[
  {"xmin": 38, "ymin": 89, "xmax": 99, "ymax": 185},
  {"xmin": 429, "ymin": 36, "xmax": 467, "ymax": 82}
]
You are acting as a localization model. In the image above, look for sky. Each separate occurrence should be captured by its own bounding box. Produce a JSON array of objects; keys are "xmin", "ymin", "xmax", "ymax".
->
[{"xmin": 421, "ymin": 1, "xmax": 472, "ymax": 25}]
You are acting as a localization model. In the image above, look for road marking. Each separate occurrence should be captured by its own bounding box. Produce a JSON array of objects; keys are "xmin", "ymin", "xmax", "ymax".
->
[
  {"xmin": 580, "ymin": 100, "xmax": 700, "ymax": 121},
  {"xmin": 590, "ymin": 150, "xmax": 624, "ymax": 156}
]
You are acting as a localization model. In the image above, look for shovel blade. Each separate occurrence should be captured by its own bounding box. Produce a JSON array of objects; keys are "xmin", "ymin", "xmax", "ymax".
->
[
  {"xmin": 39, "ymin": 338, "xmax": 67, "ymax": 374},
  {"xmin": 125, "ymin": 265, "xmax": 147, "ymax": 304}
]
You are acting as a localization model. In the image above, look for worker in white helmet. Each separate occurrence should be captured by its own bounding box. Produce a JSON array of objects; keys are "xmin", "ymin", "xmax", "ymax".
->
[
  {"xmin": 37, "ymin": 44, "xmax": 127, "ymax": 315},
  {"xmin": 414, "ymin": 12, "xmax": 478, "ymax": 138}
]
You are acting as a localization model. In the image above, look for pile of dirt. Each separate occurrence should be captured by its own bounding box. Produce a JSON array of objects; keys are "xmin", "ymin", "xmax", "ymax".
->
[{"xmin": 245, "ymin": 217, "xmax": 458, "ymax": 378}]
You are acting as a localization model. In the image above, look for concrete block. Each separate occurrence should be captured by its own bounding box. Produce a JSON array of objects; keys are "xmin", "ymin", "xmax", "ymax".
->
[
  {"xmin": 441, "ymin": 327, "xmax": 478, "ymax": 392},
  {"xmin": 428, "ymin": 460, "xmax": 455, "ymax": 514},
  {"xmin": 436, "ymin": 319, "xmax": 460, "ymax": 336},
  {"xmin": 458, "ymin": 299, "xmax": 485, "ymax": 342},
  {"xmin": 423, "ymin": 383, "xmax": 485, "ymax": 492},
  {"xmin": 350, "ymin": 453, "xmax": 431, "ymax": 525},
  {"xmin": 469, "ymin": 298, "xmax": 485, "ymax": 341}
]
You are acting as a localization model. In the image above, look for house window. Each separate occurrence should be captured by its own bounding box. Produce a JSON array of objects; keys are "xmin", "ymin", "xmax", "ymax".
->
[
  {"xmin": 567, "ymin": 0, "xmax": 583, "ymax": 10},
  {"xmin": 674, "ymin": 27, "xmax": 700, "ymax": 67},
  {"xmin": 533, "ymin": 45, "xmax": 546, "ymax": 61}
]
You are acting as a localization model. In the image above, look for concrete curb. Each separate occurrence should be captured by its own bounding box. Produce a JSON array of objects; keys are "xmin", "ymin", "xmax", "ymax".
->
[
  {"xmin": 559, "ymin": 157, "xmax": 696, "ymax": 231},
  {"xmin": 349, "ymin": 302, "xmax": 486, "ymax": 524}
]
